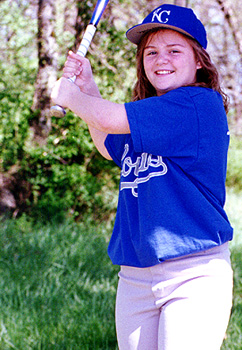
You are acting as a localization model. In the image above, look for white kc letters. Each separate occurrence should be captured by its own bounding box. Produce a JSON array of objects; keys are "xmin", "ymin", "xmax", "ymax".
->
[{"xmin": 152, "ymin": 9, "xmax": 171, "ymax": 24}]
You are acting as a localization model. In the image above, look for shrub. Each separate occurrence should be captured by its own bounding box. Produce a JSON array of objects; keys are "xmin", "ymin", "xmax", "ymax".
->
[{"xmin": 18, "ymin": 113, "xmax": 120, "ymax": 222}]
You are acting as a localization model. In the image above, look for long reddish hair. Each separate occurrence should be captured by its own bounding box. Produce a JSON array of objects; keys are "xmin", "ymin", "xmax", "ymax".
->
[{"xmin": 132, "ymin": 28, "xmax": 229, "ymax": 113}]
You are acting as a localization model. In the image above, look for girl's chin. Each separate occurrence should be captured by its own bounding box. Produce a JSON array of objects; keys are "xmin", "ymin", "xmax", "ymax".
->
[{"xmin": 156, "ymin": 87, "xmax": 174, "ymax": 96}]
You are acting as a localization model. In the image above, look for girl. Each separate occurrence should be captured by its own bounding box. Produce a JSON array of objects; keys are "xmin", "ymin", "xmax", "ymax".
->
[{"xmin": 51, "ymin": 4, "xmax": 233, "ymax": 350}]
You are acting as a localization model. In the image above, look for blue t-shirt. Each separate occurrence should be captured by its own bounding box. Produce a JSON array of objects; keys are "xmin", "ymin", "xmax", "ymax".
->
[{"xmin": 104, "ymin": 86, "xmax": 233, "ymax": 268}]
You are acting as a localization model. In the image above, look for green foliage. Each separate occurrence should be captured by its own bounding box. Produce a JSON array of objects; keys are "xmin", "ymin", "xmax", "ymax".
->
[
  {"xmin": 0, "ymin": 78, "xmax": 33, "ymax": 169},
  {"xmin": 1, "ymin": 0, "xmax": 242, "ymax": 222},
  {"xmin": 0, "ymin": 0, "xmax": 131, "ymax": 221},
  {"xmin": 91, "ymin": 18, "xmax": 137, "ymax": 103},
  {"xmin": 226, "ymin": 136, "xmax": 242, "ymax": 192},
  {"xmin": 0, "ymin": 0, "xmax": 37, "ymax": 168},
  {"xmin": 18, "ymin": 113, "xmax": 119, "ymax": 222}
]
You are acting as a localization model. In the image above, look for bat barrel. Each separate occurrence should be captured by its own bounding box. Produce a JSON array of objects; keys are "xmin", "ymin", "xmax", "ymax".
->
[
  {"xmin": 48, "ymin": 0, "xmax": 109, "ymax": 118},
  {"xmin": 91, "ymin": 0, "xmax": 109, "ymax": 26}
]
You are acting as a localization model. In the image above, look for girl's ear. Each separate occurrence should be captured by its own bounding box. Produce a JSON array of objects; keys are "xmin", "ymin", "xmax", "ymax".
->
[{"xmin": 196, "ymin": 61, "xmax": 202, "ymax": 70}]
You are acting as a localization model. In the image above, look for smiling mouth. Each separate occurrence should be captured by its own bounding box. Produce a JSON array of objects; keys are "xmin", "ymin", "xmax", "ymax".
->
[{"xmin": 156, "ymin": 70, "xmax": 174, "ymax": 75}]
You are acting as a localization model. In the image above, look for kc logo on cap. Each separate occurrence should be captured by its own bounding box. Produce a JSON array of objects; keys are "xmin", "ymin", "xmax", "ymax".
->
[
  {"xmin": 126, "ymin": 4, "xmax": 207, "ymax": 49},
  {"xmin": 152, "ymin": 9, "xmax": 171, "ymax": 24}
]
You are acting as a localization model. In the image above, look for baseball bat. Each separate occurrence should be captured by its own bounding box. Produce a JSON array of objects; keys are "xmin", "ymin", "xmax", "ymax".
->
[{"xmin": 49, "ymin": 0, "xmax": 109, "ymax": 118}]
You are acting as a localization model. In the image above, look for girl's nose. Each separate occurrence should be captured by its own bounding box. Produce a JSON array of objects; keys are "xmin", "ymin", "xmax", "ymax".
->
[{"xmin": 156, "ymin": 53, "xmax": 169, "ymax": 64}]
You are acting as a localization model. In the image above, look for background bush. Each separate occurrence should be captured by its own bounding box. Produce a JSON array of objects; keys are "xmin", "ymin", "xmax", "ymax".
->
[
  {"xmin": 0, "ymin": 0, "xmax": 241, "ymax": 222},
  {"xmin": 226, "ymin": 136, "xmax": 242, "ymax": 192}
]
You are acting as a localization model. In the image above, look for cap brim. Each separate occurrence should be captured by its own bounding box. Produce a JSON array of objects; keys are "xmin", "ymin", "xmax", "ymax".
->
[{"xmin": 126, "ymin": 23, "xmax": 195, "ymax": 45}]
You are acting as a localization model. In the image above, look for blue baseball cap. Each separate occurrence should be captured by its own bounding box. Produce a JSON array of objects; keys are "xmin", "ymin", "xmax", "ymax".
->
[{"xmin": 126, "ymin": 4, "xmax": 207, "ymax": 49}]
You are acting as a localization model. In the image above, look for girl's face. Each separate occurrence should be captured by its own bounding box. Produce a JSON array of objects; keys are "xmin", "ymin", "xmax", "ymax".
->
[{"xmin": 143, "ymin": 30, "xmax": 202, "ymax": 96}]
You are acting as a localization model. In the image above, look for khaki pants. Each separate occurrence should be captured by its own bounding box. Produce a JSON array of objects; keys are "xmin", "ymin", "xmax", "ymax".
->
[{"xmin": 116, "ymin": 243, "xmax": 233, "ymax": 350}]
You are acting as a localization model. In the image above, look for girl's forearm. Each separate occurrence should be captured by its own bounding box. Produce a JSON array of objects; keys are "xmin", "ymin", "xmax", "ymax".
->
[
  {"xmin": 69, "ymin": 90, "xmax": 129, "ymax": 134},
  {"xmin": 51, "ymin": 77, "xmax": 130, "ymax": 134}
]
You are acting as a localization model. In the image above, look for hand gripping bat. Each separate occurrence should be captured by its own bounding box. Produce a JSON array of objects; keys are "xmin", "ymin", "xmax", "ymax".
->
[{"xmin": 49, "ymin": 0, "xmax": 110, "ymax": 118}]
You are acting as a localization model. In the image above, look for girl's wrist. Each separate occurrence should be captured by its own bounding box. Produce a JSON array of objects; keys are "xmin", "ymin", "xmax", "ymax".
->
[{"xmin": 80, "ymin": 79, "xmax": 101, "ymax": 98}]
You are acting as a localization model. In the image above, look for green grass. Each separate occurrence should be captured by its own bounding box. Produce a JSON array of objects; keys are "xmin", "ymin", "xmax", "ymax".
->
[
  {"xmin": 0, "ymin": 218, "xmax": 119, "ymax": 349},
  {"xmin": 0, "ymin": 188, "xmax": 241, "ymax": 349},
  {"xmin": 225, "ymin": 188, "xmax": 242, "ymax": 248},
  {"xmin": 222, "ymin": 189, "xmax": 242, "ymax": 350}
]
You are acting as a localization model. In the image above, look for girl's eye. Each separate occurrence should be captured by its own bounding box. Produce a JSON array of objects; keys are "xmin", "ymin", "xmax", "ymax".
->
[
  {"xmin": 170, "ymin": 50, "xmax": 180, "ymax": 54},
  {"xmin": 147, "ymin": 51, "xmax": 157, "ymax": 56}
]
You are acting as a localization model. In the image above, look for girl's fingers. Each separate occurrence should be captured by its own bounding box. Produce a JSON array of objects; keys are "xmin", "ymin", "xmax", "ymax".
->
[
  {"xmin": 63, "ymin": 65, "xmax": 82, "ymax": 75},
  {"xmin": 63, "ymin": 58, "xmax": 83, "ymax": 78},
  {"xmin": 62, "ymin": 51, "xmax": 93, "ymax": 87}
]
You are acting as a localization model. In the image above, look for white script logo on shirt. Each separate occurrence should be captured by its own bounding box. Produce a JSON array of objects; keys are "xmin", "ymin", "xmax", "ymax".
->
[{"xmin": 120, "ymin": 144, "xmax": 168, "ymax": 197}]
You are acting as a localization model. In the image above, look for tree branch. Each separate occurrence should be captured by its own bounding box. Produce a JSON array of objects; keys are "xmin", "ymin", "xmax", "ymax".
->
[{"xmin": 216, "ymin": 0, "xmax": 242, "ymax": 57}]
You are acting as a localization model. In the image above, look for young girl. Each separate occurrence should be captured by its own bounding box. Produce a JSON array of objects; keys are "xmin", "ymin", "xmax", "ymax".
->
[{"xmin": 51, "ymin": 4, "xmax": 233, "ymax": 350}]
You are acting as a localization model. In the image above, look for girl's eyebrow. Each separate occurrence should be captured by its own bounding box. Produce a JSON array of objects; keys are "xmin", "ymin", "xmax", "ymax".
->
[
  {"xmin": 167, "ymin": 43, "xmax": 186, "ymax": 48},
  {"xmin": 144, "ymin": 45, "xmax": 156, "ymax": 49},
  {"xmin": 144, "ymin": 43, "xmax": 186, "ymax": 50}
]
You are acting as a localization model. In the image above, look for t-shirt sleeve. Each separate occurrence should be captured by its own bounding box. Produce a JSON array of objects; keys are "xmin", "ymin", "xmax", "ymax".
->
[
  {"xmin": 104, "ymin": 134, "xmax": 128, "ymax": 168},
  {"xmin": 125, "ymin": 88, "xmax": 199, "ymax": 158}
]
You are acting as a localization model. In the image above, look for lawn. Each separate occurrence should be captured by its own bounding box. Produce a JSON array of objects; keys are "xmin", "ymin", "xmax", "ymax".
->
[
  {"xmin": 222, "ymin": 189, "xmax": 242, "ymax": 350},
  {"xmin": 0, "ymin": 218, "xmax": 119, "ymax": 349},
  {"xmin": 0, "ymin": 188, "xmax": 241, "ymax": 349}
]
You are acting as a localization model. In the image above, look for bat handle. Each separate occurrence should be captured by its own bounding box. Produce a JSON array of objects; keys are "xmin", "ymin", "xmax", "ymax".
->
[{"xmin": 49, "ymin": 24, "xmax": 97, "ymax": 118}]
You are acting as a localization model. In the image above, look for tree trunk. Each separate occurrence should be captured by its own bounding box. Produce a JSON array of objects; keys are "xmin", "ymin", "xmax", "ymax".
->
[
  {"xmin": 174, "ymin": 0, "xmax": 189, "ymax": 6},
  {"xmin": 146, "ymin": 0, "xmax": 189, "ymax": 10},
  {"xmin": 216, "ymin": 0, "xmax": 242, "ymax": 133},
  {"xmin": 32, "ymin": 0, "xmax": 58, "ymax": 142},
  {"xmin": 216, "ymin": 0, "xmax": 242, "ymax": 55},
  {"xmin": 64, "ymin": 0, "xmax": 77, "ymax": 36}
]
